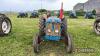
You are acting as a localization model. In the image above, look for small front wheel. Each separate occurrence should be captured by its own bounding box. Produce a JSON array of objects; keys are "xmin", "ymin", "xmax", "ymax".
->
[
  {"xmin": 33, "ymin": 34, "xmax": 40, "ymax": 53},
  {"xmin": 65, "ymin": 34, "xmax": 73, "ymax": 53}
]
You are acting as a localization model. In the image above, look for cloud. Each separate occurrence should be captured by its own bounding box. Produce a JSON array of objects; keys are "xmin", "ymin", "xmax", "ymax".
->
[
  {"xmin": 37, "ymin": 0, "xmax": 59, "ymax": 2},
  {"xmin": 0, "ymin": 0, "xmax": 88, "ymax": 11}
]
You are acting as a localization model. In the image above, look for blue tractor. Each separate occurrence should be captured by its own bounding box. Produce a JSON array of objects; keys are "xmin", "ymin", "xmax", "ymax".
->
[
  {"xmin": 69, "ymin": 11, "xmax": 77, "ymax": 18},
  {"xmin": 17, "ymin": 12, "xmax": 28, "ymax": 18},
  {"xmin": 30, "ymin": 12, "xmax": 38, "ymax": 18},
  {"xmin": 84, "ymin": 12, "xmax": 94, "ymax": 19},
  {"xmin": 33, "ymin": 15, "xmax": 73, "ymax": 53}
]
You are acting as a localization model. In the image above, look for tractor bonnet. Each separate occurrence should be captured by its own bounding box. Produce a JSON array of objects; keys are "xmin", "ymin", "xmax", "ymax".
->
[{"xmin": 46, "ymin": 17, "xmax": 61, "ymax": 23}]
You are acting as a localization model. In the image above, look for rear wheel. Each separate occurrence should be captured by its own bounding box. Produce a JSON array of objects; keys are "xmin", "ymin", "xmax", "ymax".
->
[
  {"xmin": 39, "ymin": 17, "xmax": 45, "ymax": 36},
  {"xmin": 61, "ymin": 18, "xmax": 67, "ymax": 37},
  {"xmin": 0, "ymin": 14, "xmax": 12, "ymax": 36},
  {"xmin": 93, "ymin": 18, "xmax": 100, "ymax": 35}
]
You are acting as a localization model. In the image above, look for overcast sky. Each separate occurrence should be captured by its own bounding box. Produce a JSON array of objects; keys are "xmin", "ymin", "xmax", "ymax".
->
[{"xmin": 0, "ymin": 0, "xmax": 88, "ymax": 12}]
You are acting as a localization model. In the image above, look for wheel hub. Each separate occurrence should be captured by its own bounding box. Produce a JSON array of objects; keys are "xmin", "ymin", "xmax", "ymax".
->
[{"xmin": 2, "ymin": 20, "xmax": 10, "ymax": 34}]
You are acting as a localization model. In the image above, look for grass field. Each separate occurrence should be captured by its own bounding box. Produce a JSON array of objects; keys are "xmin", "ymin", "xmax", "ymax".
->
[{"xmin": 0, "ymin": 15, "xmax": 100, "ymax": 56}]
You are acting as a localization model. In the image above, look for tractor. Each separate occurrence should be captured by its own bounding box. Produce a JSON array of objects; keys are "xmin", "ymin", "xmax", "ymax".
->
[
  {"xmin": 0, "ymin": 13, "xmax": 12, "ymax": 36},
  {"xmin": 30, "ymin": 12, "xmax": 38, "ymax": 18},
  {"xmin": 17, "ymin": 12, "xmax": 28, "ymax": 18},
  {"xmin": 93, "ymin": 9, "xmax": 100, "ymax": 35},
  {"xmin": 84, "ymin": 12, "xmax": 94, "ymax": 19},
  {"xmin": 69, "ymin": 11, "xmax": 77, "ymax": 18},
  {"xmin": 33, "ymin": 3, "xmax": 73, "ymax": 53}
]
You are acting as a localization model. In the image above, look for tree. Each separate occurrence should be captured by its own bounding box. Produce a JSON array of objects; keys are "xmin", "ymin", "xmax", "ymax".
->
[
  {"xmin": 92, "ymin": 9, "xmax": 96, "ymax": 15},
  {"xmin": 38, "ymin": 9, "xmax": 47, "ymax": 13}
]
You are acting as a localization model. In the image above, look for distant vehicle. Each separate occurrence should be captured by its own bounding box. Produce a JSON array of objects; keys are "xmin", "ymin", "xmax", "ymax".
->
[
  {"xmin": 84, "ymin": 12, "xmax": 94, "ymax": 19},
  {"xmin": 69, "ymin": 11, "xmax": 77, "ymax": 18},
  {"xmin": 0, "ymin": 13, "xmax": 12, "ymax": 36},
  {"xmin": 17, "ymin": 12, "xmax": 28, "ymax": 18},
  {"xmin": 30, "ymin": 12, "xmax": 38, "ymax": 18}
]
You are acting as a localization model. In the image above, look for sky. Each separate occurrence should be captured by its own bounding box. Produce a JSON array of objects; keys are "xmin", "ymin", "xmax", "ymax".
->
[{"xmin": 0, "ymin": 0, "xmax": 88, "ymax": 12}]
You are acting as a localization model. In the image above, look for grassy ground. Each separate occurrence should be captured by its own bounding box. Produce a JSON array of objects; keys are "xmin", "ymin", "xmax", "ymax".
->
[{"xmin": 0, "ymin": 15, "xmax": 100, "ymax": 56}]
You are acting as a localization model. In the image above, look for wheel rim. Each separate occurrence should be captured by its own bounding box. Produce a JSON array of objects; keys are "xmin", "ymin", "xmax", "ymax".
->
[
  {"xmin": 96, "ymin": 22, "xmax": 100, "ymax": 32},
  {"xmin": 2, "ymin": 20, "xmax": 11, "ymax": 34}
]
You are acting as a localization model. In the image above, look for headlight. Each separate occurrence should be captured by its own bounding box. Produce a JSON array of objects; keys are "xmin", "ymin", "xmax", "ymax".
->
[
  {"xmin": 55, "ymin": 29, "xmax": 59, "ymax": 33},
  {"xmin": 48, "ymin": 29, "xmax": 51, "ymax": 32}
]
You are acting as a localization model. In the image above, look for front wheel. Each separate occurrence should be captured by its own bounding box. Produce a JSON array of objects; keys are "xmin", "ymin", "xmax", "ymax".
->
[
  {"xmin": 65, "ymin": 34, "xmax": 73, "ymax": 53},
  {"xmin": 33, "ymin": 34, "xmax": 40, "ymax": 53}
]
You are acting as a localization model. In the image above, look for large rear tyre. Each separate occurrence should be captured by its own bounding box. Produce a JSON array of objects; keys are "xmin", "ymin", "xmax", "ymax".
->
[
  {"xmin": 39, "ymin": 17, "xmax": 45, "ymax": 36},
  {"xmin": 0, "ymin": 14, "xmax": 12, "ymax": 36},
  {"xmin": 93, "ymin": 18, "xmax": 100, "ymax": 35},
  {"xmin": 61, "ymin": 18, "xmax": 67, "ymax": 36}
]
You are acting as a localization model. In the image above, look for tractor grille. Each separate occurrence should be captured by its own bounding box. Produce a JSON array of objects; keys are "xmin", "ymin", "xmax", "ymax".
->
[{"xmin": 46, "ymin": 23, "xmax": 61, "ymax": 36}]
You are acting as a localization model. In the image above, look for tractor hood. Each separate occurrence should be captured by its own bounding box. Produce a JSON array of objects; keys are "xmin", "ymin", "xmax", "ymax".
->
[{"xmin": 46, "ymin": 17, "xmax": 61, "ymax": 23}]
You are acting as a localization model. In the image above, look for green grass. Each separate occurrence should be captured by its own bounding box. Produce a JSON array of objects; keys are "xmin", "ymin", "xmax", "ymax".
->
[{"xmin": 0, "ymin": 15, "xmax": 100, "ymax": 56}]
